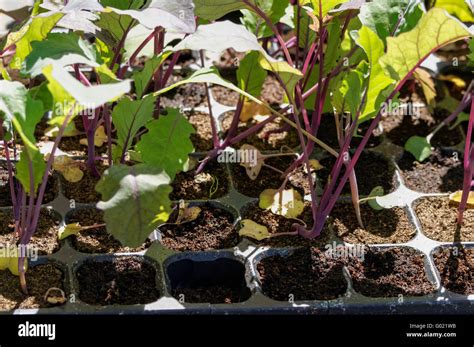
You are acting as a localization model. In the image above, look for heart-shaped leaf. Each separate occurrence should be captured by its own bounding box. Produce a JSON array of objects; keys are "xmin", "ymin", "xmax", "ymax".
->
[{"xmin": 239, "ymin": 219, "xmax": 270, "ymax": 241}]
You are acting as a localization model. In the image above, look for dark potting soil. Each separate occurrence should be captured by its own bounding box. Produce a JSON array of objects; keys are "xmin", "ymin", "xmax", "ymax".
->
[
  {"xmin": 331, "ymin": 204, "xmax": 416, "ymax": 244},
  {"xmin": 221, "ymin": 112, "xmax": 300, "ymax": 151},
  {"xmin": 433, "ymin": 247, "xmax": 473, "ymax": 295},
  {"xmin": 161, "ymin": 74, "xmax": 207, "ymax": 108},
  {"xmin": 159, "ymin": 204, "xmax": 238, "ymax": 252},
  {"xmin": 240, "ymin": 201, "xmax": 333, "ymax": 248},
  {"xmin": 0, "ymin": 163, "xmax": 59, "ymax": 207},
  {"xmin": 397, "ymin": 148, "xmax": 464, "ymax": 194},
  {"xmin": 0, "ymin": 263, "xmax": 67, "ymax": 311},
  {"xmin": 230, "ymin": 155, "xmax": 304, "ymax": 198},
  {"xmin": 168, "ymin": 258, "xmax": 251, "ymax": 304},
  {"xmin": 212, "ymin": 75, "xmax": 285, "ymax": 106},
  {"xmin": 0, "ymin": 209, "xmax": 60, "ymax": 255},
  {"xmin": 347, "ymin": 247, "xmax": 436, "ymax": 297},
  {"xmin": 257, "ymin": 247, "xmax": 347, "ymax": 301},
  {"xmin": 66, "ymin": 208, "xmax": 149, "ymax": 254},
  {"xmin": 317, "ymin": 115, "xmax": 382, "ymax": 149},
  {"xmin": 77, "ymin": 257, "xmax": 160, "ymax": 305},
  {"xmin": 170, "ymin": 159, "xmax": 230, "ymax": 200},
  {"xmin": 319, "ymin": 151, "xmax": 395, "ymax": 196},
  {"xmin": 186, "ymin": 111, "xmax": 215, "ymax": 152},
  {"xmin": 60, "ymin": 162, "xmax": 107, "ymax": 203},
  {"xmin": 382, "ymin": 109, "xmax": 463, "ymax": 148},
  {"xmin": 415, "ymin": 197, "xmax": 474, "ymax": 242}
]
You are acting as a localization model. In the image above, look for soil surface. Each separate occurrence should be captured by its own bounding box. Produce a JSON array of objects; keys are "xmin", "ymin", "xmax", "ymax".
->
[
  {"xmin": 60, "ymin": 162, "xmax": 107, "ymax": 203},
  {"xmin": 212, "ymin": 75, "xmax": 285, "ymax": 106},
  {"xmin": 230, "ymin": 155, "xmax": 302, "ymax": 198},
  {"xmin": 221, "ymin": 112, "xmax": 300, "ymax": 151},
  {"xmin": 319, "ymin": 151, "xmax": 395, "ymax": 196},
  {"xmin": 331, "ymin": 204, "xmax": 416, "ymax": 244},
  {"xmin": 0, "ymin": 209, "xmax": 60, "ymax": 255},
  {"xmin": 161, "ymin": 74, "xmax": 207, "ymax": 109},
  {"xmin": 397, "ymin": 148, "xmax": 463, "ymax": 194},
  {"xmin": 433, "ymin": 247, "xmax": 473, "ymax": 295},
  {"xmin": 240, "ymin": 202, "xmax": 331, "ymax": 247},
  {"xmin": 347, "ymin": 247, "xmax": 436, "ymax": 297},
  {"xmin": 170, "ymin": 159, "xmax": 230, "ymax": 200},
  {"xmin": 159, "ymin": 204, "xmax": 238, "ymax": 251},
  {"xmin": 0, "ymin": 163, "xmax": 59, "ymax": 206},
  {"xmin": 382, "ymin": 106, "xmax": 463, "ymax": 148},
  {"xmin": 415, "ymin": 197, "xmax": 474, "ymax": 242},
  {"xmin": 66, "ymin": 208, "xmax": 149, "ymax": 254},
  {"xmin": 77, "ymin": 257, "xmax": 160, "ymax": 305},
  {"xmin": 257, "ymin": 247, "xmax": 347, "ymax": 301},
  {"xmin": 0, "ymin": 263, "xmax": 67, "ymax": 311},
  {"xmin": 186, "ymin": 111, "xmax": 215, "ymax": 152}
]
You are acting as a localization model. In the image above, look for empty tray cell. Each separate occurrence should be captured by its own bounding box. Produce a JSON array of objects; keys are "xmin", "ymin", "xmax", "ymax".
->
[
  {"xmin": 76, "ymin": 256, "xmax": 161, "ymax": 306},
  {"xmin": 346, "ymin": 247, "xmax": 436, "ymax": 298},
  {"xmin": 256, "ymin": 247, "xmax": 347, "ymax": 301},
  {"xmin": 166, "ymin": 257, "xmax": 251, "ymax": 304}
]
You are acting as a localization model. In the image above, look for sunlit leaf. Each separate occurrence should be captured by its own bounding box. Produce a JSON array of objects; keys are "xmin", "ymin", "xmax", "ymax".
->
[
  {"xmin": 239, "ymin": 219, "xmax": 270, "ymax": 241},
  {"xmin": 259, "ymin": 188, "xmax": 305, "ymax": 218}
]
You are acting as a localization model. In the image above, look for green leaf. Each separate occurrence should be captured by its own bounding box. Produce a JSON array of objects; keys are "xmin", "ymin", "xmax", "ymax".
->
[
  {"xmin": 310, "ymin": 0, "xmax": 349, "ymax": 18},
  {"xmin": 380, "ymin": 8, "xmax": 472, "ymax": 83},
  {"xmin": 96, "ymin": 9, "xmax": 136, "ymax": 47},
  {"xmin": 100, "ymin": 0, "xmax": 145, "ymax": 10},
  {"xmin": 434, "ymin": 0, "xmax": 474, "ymax": 22},
  {"xmin": 324, "ymin": 18, "xmax": 343, "ymax": 74},
  {"xmin": 58, "ymin": 223, "xmax": 83, "ymax": 240},
  {"xmin": 112, "ymin": 94, "xmax": 157, "ymax": 159},
  {"xmin": 105, "ymin": 0, "xmax": 195, "ymax": 33},
  {"xmin": 174, "ymin": 21, "xmax": 264, "ymax": 54},
  {"xmin": 9, "ymin": 13, "xmax": 63, "ymax": 70},
  {"xmin": 258, "ymin": 56, "xmax": 302, "ymax": 98},
  {"xmin": 359, "ymin": 0, "xmax": 423, "ymax": 43},
  {"xmin": 405, "ymin": 135, "xmax": 432, "ymax": 162},
  {"xmin": 133, "ymin": 52, "xmax": 171, "ymax": 98},
  {"xmin": 240, "ymin": 0, "xmax": 288, "ymax": 38},
  {"xmin": 96, "ymin": 164, "xmax": 172, "ymax": 248},
  {"xmin": 174, "ymin": 22, "xmax": 302, "ymax": 96},
  {"xmin": 237, "ymin": 51, "xmax": 267, "ymax": 97},
  {"xmin": 338, "ymin": 63, "xmax": 366, "ymax": 116},
  {"xmin": 42, "ymin": 63, "xmax": 131, "ymax": 110},
  {"xmin": 0, "ymin": 81, "xmax": 46, "ymax": 193},
  {"xmin": 24, "ymin": 32, "xmax": 101, "ymax": 76},
  {"xmin": 295, "ymin": 6, "xmax": 316, "ymax": 49},
  {"xmin": 136, "ymin": 108, "xmax": 195, "ymax": 179},
  {"xmin": 16, "ymin": 149, "xmax": 46, "ymax": 194},
  {"xmin": 354, "ymin": 26, "xmax": 394, "ymax": 122},
  {"xmin": 194, "ymin": 0, "xmax": 252, "ymax": 21},
  {"xmin": 367, "ymin": 186, "xmax": 384, "ymax": 211}
]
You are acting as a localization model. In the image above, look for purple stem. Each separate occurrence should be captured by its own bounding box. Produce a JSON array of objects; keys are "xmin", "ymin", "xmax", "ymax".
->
[{"xmin": 457, "ymin": 95, "xmax": 474, "ymax": 224}]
